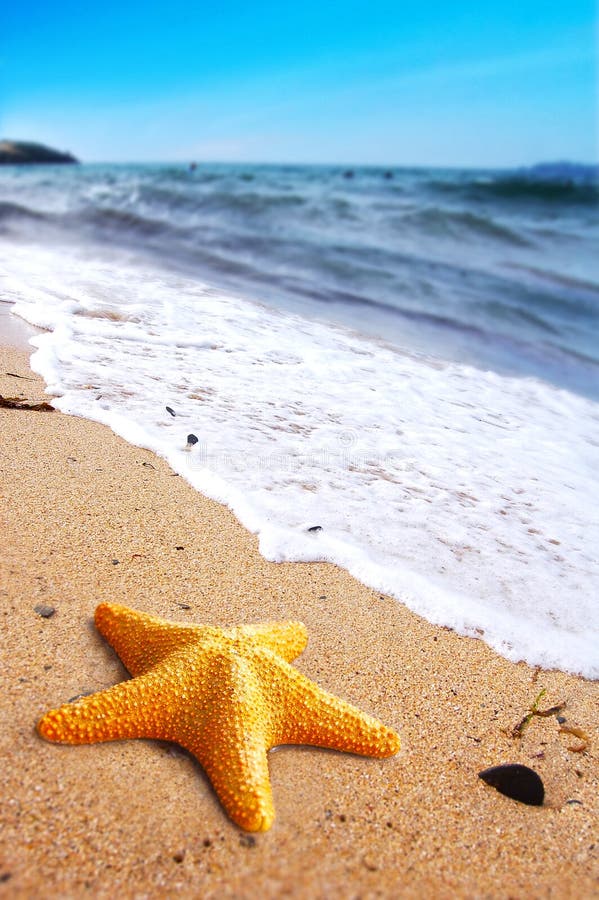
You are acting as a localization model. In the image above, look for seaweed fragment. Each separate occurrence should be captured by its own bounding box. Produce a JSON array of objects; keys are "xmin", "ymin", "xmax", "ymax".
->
[
  {"xmin": 510, "ymin": 689, "xmax": 566, "ymax": 739},
  {"xmin": 0, "ymin": 394, "xmax": 54, "ymax": 411},
  {"xmin": 559, "ymin": 725, "xmax": 590, "ymax": 753}
]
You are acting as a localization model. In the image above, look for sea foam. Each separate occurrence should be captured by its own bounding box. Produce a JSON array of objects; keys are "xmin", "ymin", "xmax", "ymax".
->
[{"xmin": 3, "ymin": 239, "xmax": 598, "ymax": 679}]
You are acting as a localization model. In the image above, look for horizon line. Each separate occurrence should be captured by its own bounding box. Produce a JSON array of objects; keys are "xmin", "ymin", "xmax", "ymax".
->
[{"xmin": 38, "ymin": 156, "xmax": 599, "ymax": 171}]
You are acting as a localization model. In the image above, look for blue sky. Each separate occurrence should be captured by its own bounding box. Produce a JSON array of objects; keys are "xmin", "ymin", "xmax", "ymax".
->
[{"xmin": 1, "ymin": 1, "xmax": 596, "ymax": 166}]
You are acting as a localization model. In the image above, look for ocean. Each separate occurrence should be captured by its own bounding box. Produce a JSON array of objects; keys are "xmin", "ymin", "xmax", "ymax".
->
[{"xmin": 1, "ymin": 161, "xmax": 598, "ymax": 678}]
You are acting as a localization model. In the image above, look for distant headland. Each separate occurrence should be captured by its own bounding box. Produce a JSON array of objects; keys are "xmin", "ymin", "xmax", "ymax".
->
[{"xmin": 0, "ymin": 140, "xmax": 78, "ymax": 165}]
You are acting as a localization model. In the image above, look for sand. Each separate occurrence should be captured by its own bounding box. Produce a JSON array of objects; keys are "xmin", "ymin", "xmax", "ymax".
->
[{"xmin": 0, "ymin": 333, "xmax": 597, "ymax": 900}]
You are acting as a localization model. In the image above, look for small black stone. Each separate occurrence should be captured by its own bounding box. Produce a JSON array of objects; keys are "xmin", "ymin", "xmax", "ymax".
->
[
  {"xmin": 175, "ymin": 545, "xmax": 184, "ymax": 550},
  {"xmin": 112, "ymin": 559, "xmax": 120, "ymax": 565},
  {"xmin": 186, "ymin": 434, "xmax": 198, "ymax": 446},
  {"xmin": 34, "ymin": 604, "xmax": 56, "ymax": 618},
  {"xmin": 166, "ymin": 406, "xmax": 176, "ymax": 417},
  {"xmin": 307, "ymin": 525, "xmax": 322, "ymax": 533},
  {"xmin": 239, "ymin": 834, "xmax": 256, "ymax": 848},
  {"xmin": 479, "ymin": 764, "xmax": 544, "ymax": 806},
  {"xmin": 557, "ymin": 715, "xmax": 567, "ymax": 724}
]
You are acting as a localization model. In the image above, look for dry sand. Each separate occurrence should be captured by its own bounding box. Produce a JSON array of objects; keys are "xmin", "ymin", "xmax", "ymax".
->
[{"xmin": 0, "ymin": 336, "xmax": 597, "ymax": 899}]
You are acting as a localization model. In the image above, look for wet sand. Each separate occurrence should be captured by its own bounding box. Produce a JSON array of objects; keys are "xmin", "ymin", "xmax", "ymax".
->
[
  {"xmin": 0, "ymin": 331, "xmax": 597, "ymax": 899},
  {"xmin": 0, "ymin": 301, "xmax": 43, "ymax": 348}
]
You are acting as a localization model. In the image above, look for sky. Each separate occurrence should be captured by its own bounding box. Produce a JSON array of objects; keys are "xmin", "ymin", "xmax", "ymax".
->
[{"xmin": 1, "ymin": 0, "xmax": 597, "ymax": 166}]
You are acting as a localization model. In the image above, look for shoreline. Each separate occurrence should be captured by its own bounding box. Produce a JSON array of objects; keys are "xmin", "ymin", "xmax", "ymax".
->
[
  {"xmin": 1, "ymin": 337, "xmax": 597, "ymax": 898},
  {"xmin": 0, "ymin": 300, "xmax": 44, "ymax": 349}
]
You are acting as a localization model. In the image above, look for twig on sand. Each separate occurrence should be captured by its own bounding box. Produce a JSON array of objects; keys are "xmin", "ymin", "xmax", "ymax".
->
[{"xmin": 5, "ymin": 371, "xmax": 36, "ymax": 380}]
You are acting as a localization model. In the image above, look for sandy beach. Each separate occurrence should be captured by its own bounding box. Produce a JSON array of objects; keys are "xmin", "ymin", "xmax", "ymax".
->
[{"xmin": 1, "ymin": 331, "xmax": 597, "ymax": 899}]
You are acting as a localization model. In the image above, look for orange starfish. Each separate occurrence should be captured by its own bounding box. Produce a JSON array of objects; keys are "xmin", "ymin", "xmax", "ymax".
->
[{"xmin": 37, "ymin": 602, "xmax": 400, "ymax": 832}]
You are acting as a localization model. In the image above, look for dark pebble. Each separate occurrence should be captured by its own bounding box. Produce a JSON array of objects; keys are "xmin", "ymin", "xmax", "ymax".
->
[
  {"xmin": 239, "ymin": 834, "xmax": 256, "ymax": 848},
  {"xmin": 557, "ymin": 715, "xmax": 567, "ymax": 724},
  {"xmin": 34, "ymin": 604, "xmax": 55, "ymax": 618},
  {"xmin": 172, "ymin": 851, "xmax": 185, "ymax": 863},
  {"xmin": 0, "ymin": 873, "xmax": 12, "ymax": 884},
  {"xmin": 175, "ymin": 545, "xmax": 184, "ymax": 550},
  {"xmin": 479, "ymin": 763, "xmax": 544, "ymax": 806},
  {"xmin": 166, "ymin": 406, "xmax": 176, "ymax": 417},
  {"xmin": 307, "ymin": 525, "xmax": 322, "ymax": 533},
  {"xmin": 186, "ymin": 433, "xmax": 198, "ymax": 446},
  {"xmin": 112, "ymin": 559, "xmax": 119, "ymax": 565}
]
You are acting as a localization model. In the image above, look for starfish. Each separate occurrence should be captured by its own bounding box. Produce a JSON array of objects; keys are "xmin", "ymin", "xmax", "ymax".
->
[{"xmin": 37, "ymin": 602, "xmax": 400, "ymax": 832}]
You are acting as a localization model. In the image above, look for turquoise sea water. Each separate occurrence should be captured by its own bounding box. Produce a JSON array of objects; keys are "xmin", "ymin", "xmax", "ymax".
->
[{"xmin": 1, "ymin": 160, "xmax": 598, "ymax": 399}]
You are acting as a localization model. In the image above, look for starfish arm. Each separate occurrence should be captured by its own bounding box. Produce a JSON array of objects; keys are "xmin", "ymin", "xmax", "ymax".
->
[
  {"xmin": 94, "ymin": 603, "xmax": 209, "ymax": 675},
  {"xmin": 37, "ymin": 672, "xmax": 169, "ymax": 745},
  {"xmin": 235, "ymin": 621, "xmax": 308, "ymax": 662},
  {"xmin": 274, "ymin": 668, "xmax": 401, "ymax": 758},
  {"xmin": 188, "ymin": 725, "xmax": 275, "ymax": 833}
]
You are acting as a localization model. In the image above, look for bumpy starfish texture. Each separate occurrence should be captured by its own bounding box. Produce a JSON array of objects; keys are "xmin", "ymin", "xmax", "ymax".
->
[{"xmin": 37, "ymin": 602, "xmax": 400, "ymax": 832}]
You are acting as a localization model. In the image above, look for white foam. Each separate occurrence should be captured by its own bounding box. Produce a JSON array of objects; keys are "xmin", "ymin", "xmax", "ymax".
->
[{"xmin": 3, "ymin": 238, "xmax": 598, "ymax": 678}]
